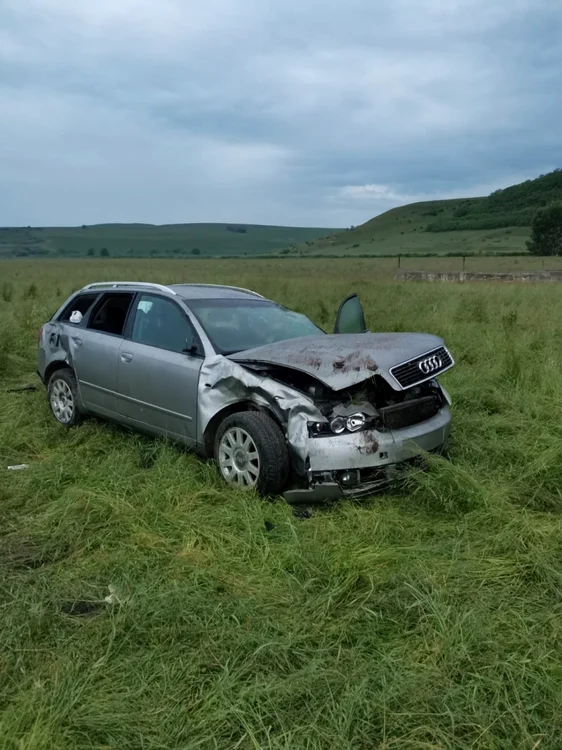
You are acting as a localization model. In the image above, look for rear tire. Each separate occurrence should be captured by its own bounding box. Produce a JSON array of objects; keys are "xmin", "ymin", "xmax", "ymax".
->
[
  {"xmin": 214, "ymin": 412, "xmax": 289, "ymax": 497},
  {"xmin": 47, "ymin": 369, "xmax": 84, "ymax": 427}
]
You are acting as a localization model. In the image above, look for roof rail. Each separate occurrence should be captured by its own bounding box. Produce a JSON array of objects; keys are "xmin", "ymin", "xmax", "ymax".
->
[
  {"xmin": 176, "ymin": 283, "xmax": 264, "ymax": 298},
  {"xmin": 81, "ymin": 281, "xmax": 177, "ymax": 295}
]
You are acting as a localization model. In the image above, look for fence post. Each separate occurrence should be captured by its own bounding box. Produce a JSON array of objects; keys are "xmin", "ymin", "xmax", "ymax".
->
[
  {"xmin": 397, "ymin": 255, "xmax": 401, "ymax": 269},
  {"xmin": 462, "ymin": 255, "xmax": 466, "ymax": 272}
]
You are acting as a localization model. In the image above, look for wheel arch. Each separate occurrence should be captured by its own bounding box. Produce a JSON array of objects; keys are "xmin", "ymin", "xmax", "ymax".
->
[
  {"xmin": 44, "ymin": 359, "xmax": 73, "ymax": 385},
  {"xmin": 203, "ymin": 400, "xmax": 285, "ymax": 457}
]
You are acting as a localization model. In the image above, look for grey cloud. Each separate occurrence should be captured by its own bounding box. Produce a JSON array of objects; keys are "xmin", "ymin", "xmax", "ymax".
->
[{"xmin": 0, "ymin": 0, "xmax": 561, "ymax": 226}]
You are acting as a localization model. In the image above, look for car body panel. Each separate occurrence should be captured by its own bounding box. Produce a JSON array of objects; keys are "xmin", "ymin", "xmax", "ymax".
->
[
  {"xmin": 229, "ymin": 332, "xmax": 446, "ymax": 391},
  {"xmin": 71, "ymin": 329, "xmax": 123, "ymax": 416},
  {"xmin": 39, "ymin": 320, "xmax": 123, "ymax": 417},
  {"xmin": 117, "ymin": 339, "xmax": 202, "ymax": 443},
  {"xmin": 306, "ymin": 406, "xmax": 451, "ymax": 471},
  {"xmin": 38, "ymin": 323, "xmax": 70, "ymax": 379}
]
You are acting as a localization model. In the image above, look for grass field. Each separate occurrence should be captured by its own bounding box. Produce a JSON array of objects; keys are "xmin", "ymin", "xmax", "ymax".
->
[{"xmin": 2, "ymin": 259, "xmax": 562, "ymax": 749}]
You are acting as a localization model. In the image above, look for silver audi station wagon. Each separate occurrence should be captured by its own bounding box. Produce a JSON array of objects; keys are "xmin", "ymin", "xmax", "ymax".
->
[{"xmin": 38, "ymin": 281, "xmax": 454, "ymax": 501}]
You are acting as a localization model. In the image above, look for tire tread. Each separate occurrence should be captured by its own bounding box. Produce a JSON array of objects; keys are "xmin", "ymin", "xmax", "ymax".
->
[{"xmin": 214, "ymin": 411, "xmax": 289, "ymax": 496}]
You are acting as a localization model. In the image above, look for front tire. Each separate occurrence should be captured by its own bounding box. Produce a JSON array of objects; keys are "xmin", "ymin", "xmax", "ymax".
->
[
  {"xmin": 214, "ymin": 412, "xmax": 289, "ymax": 497},
  {"xmin": 47, "ymin": 369, "xmax": 84, "ymax": 427}
]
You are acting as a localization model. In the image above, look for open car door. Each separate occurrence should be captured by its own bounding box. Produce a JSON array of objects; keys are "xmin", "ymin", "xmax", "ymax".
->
[{"xmin": 334, "ymin": 294, "xmax": 367, "ymax": 334}]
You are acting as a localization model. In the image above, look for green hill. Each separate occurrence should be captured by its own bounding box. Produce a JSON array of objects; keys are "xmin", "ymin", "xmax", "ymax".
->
[
  {"xmin": 293, "ymin": 199, "xmax": 531, "ymax": 256},
  {"xmin": 295, "ymin": 170, "xmax": 562, "ymax": 257},
  {"xmin": 0, "ymin": 223, "xmax": 338, "ymax": 259},
  {"xmin": 426, "ymin": 169, "xmax": 562, "ymax": 232}
]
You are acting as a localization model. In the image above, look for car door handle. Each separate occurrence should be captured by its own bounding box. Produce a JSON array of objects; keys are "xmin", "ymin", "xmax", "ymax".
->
[
  {"xmin": 72, "ymin": 337, "xmax": 82, "ymax": 346},
  {"xmin": 121, "ymin": 352, "xmax": 134, "ymax": 363}
]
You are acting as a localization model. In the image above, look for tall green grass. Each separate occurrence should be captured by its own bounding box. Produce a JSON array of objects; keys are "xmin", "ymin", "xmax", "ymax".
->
[{"xmin": 1, "ymin": 259, "xmax": 562, "ymax": 748}]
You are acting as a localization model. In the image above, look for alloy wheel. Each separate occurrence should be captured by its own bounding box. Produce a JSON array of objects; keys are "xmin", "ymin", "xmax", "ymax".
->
[
  {"xmin": 218, "ymin": 427, "xmax": 260, "ymax": 487},
  {"xmin": 50, "ymin": 379, "xmax": 75, "ymax": 424}
]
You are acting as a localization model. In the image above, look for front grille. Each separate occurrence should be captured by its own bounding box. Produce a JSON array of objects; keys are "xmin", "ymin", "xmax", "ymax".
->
[
  {"xmin": 389, "ymin": 346, "xmax": 454, "ymax": 389},
  {"xmin": 378, "ymin": 395, "xmax": 441, "ymax": 431}
]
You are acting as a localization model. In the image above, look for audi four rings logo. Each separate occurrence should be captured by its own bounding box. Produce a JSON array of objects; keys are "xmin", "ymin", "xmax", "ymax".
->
[{"xmin": 418, "ymin": 355, "xmax": 443, "ymax": 374}]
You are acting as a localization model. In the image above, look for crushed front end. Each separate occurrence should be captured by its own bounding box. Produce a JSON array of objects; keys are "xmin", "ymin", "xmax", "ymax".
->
[
  {"xmin": 219, "ymin": 333, "xmax": 455, "ymax": 502},
  {"xmin": 282, "ymin": 374, "xmax": 452, "ymax": 502}
]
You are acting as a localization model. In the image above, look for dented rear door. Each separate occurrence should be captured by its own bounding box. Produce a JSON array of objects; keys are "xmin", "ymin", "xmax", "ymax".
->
[{"xmin": 71, "ymin": 328, "xmax": 122, "ymax": 417}]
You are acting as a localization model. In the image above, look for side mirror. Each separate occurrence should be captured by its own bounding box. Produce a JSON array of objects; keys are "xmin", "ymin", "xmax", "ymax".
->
[
  {"xmin": 334, "ymin": 294, "xmax": 367, "ymax": 334},
  {"xmin": 183, "ymin": 341, "xmax": 201, "ymax": 357}
]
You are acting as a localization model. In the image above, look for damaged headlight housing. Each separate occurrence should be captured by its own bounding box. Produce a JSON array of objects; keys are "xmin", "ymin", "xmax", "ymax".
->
[{"xmin": 309, "ymin": 413, "xmax": 369, "ymax": 437}]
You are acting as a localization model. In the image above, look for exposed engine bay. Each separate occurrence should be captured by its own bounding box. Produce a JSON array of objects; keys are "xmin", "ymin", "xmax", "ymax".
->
[{"xmin": 240, "ymin": 362, "xmax": 445, "ymax": 434}]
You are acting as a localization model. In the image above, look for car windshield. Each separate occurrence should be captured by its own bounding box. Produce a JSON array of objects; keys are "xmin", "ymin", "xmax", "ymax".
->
[{"xmin": 187, "ymin": 298, "xmax": 324, "ymax": 355}]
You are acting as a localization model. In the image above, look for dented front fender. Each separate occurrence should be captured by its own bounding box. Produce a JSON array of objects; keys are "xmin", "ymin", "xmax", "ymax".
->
[{"xmin": 197, "ymin": 356, "xmax": 326, "ymax": 473}]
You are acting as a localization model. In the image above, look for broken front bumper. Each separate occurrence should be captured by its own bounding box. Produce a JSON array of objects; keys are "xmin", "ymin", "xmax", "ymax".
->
[{"xmin": 283, "ymin": 406, "xmax": 451, "ymax": 502}]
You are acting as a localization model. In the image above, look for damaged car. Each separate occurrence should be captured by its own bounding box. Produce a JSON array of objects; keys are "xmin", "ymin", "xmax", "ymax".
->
[{"xmin": 38, "ymin": 281, "xmax": 454, "ymax": 501}]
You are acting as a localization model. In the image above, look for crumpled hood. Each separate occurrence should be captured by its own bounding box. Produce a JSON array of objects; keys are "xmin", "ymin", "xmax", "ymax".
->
[{"xmin": 229, "ymin": 332, "xmax": 445, "ymax": 391}]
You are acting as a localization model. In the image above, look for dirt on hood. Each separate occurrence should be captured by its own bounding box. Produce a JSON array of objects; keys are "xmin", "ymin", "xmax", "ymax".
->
[{"xmin": 229, "ymin": 332, "xmax": 445, "ymax": 391}]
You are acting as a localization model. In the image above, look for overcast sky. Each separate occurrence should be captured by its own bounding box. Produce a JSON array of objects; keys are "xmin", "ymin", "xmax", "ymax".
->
[{"xmin": 1, "ymin": 0, "xmax": 561, "ymax": 227}]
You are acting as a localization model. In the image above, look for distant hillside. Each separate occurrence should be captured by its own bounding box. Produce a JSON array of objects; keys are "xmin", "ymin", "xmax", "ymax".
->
[
  {"xmin": 4, "ymin": 171, "xmax": 560, "ymax": 260},
  {"xmin": 294, "ymin": 170, "xmax": 562, "ymax": 257},
  {"xmin": 425, "ymin": 169, "xmax": 562, "ymax": 232},
  {"xmin": 0, "ymin": 223, "xmax": 338, "ymax": 259},
  {"xmin": 292, "ymin": 199, "xmax": 530, "ymax": 256}
]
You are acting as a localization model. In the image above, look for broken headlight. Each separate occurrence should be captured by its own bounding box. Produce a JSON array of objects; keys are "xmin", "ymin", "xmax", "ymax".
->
[
  {"xmin": 308, "ymin": 413, "xmax": 369, "ymax": 437},
  {"xmin": 329, "ymin": 416, "xmax": 346, "ymax": 434},
  {"xmin": 345, "ymin": 414, "xmax": 367, "ymax": 432}
]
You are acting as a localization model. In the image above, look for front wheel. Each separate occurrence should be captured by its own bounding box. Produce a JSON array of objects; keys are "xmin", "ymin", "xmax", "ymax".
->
[{"xmin": 214, "ymin": 412, "xmax": 289, "ymax": 497}]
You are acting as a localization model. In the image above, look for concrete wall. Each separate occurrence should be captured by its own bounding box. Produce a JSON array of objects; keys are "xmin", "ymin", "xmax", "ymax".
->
[{"xmin": 396, "ymin": 270, "xmax": 562, "ymax": 283}]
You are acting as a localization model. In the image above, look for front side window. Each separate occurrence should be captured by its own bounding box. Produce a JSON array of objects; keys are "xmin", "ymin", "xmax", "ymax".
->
[
  {"xmin": 131, "ymin": 294, "xmax": 200, "ymax": 354},
  {"xmin": 88, "ymin": 293, "xmax": 134, "ymax": 336},
  {"xmin": 187, "ymin": 299, "xmax": 323, "ymax": 355}
]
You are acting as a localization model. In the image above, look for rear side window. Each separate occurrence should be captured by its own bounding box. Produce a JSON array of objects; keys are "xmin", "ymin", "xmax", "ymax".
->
[
  {"xmin": 88, "ymin": 293, "xmax": 134, "ymax": 336},
  {"xmin": 59, "ymin": 293, "xmax": 100, "ymax": 323}
]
